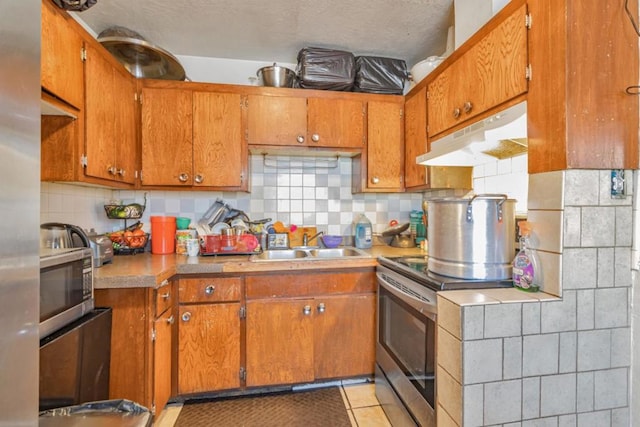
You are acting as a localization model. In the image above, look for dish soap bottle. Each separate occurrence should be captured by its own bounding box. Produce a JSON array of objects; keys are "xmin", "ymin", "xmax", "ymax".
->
[
  {"xmin": 354, "ymin": 214, "xmax": 372, "ymax": 249},
  {"xmin": 512, "ymin": 221, "xmax": 540, "ymax": 292}
]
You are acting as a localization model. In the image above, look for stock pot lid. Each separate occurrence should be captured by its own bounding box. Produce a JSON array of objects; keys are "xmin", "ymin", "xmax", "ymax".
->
[{"xmin": 381, "ymin": 222, "xmax": 410, "ymax": 236}]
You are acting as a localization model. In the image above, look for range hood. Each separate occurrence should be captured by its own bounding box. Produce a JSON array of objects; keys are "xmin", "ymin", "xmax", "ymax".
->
[{"xmin": 417, "ymin": 101, "xmax": 527, "ymax": 166}]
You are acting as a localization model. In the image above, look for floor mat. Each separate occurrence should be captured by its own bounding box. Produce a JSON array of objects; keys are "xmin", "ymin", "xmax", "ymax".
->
[{"xmin": 174, "ymin": 386, "xmax": 352, "ymax": 427}]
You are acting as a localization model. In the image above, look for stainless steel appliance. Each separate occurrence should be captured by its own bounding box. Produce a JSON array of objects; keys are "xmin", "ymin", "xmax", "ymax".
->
[
  {"xmin": 375, "ymin": 256, "xmax": 513, "ymax": 426},
  {"xmin": 41, "ymin": 222, "xmax": 91, "ymax": 249},
  {"xmin": 0, "ymin": 0, "xmax": 40, "ymax": 422},
  {"xmin": 39, "ymin": 307, "xmax": 112, "ymax": 411},
  {"xmin": 88, "ymin": 232, "xmax": 114, "ymax": 267},
  {"xmin": 40, "ymin": 247, "xmax": 95, "ymax": 339}
]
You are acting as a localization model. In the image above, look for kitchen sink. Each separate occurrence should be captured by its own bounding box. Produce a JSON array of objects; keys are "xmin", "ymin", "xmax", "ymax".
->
[{"xmin": 250, "ymin": 246, "xmax": 370, "ymax": 262}]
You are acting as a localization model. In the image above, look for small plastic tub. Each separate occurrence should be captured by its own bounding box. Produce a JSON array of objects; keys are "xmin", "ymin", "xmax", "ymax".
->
[
  {"xmin": 321, "ymin": 235, "xmax": 343, "ymax": 248},
  {"xmin": 176, "ymin": 217, "xmax": 191, "ymax": 230}
]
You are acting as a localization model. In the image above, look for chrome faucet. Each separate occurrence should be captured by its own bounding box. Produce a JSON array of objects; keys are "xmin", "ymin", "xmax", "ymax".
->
[{"xmin": 302, "ymin": 231, "xmax": 324, "ymax": 246}]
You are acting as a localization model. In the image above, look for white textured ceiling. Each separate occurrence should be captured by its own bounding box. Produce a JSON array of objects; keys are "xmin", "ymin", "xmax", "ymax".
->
[{"xmin": 75, "ymin": 0, "xmax": 454, "ymax": 68}]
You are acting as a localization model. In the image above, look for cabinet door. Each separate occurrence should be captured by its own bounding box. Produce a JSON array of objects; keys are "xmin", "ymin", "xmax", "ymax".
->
[
  {"xmin": 366, "ymin": 100, "xmax": 404, "ymax": 191},
  {"xmin": 193, "ymin": 91, "xmax": 245, "ymax": 188},
  {"xmin": 41, "ymin": 0, "xmax": 84, "ymax": 109},
  {"xmin": 307, "ymin": 98, "xmax": 365, "ymax": 149},
  {"xmin": 178, "ymin": 303, "xmax": 241, "ymax": 394},
  {"xmin": 404, "ymin": 87, "xmax": 428, "ymax": 189},
  {"xmin": 113, "ymin": 67, "xmax": 137, "ymax": 185},
  {"xmin": 245, "ymin": 299, "xmax": 314, "ymax": 387},
  {"xmin": 84, "ymin": 44, "xmax": 116, "ymax": 181},
  {"xmin": 246, "ymin": 95, "xmax": 307, "ymax": 146},
  {"xmin": 428, "ymin": 3, "xmax": 528, "ymax": 137},
  {"xmin": 314, "ymin": 294, "xmax": 376, "ymax": 379},
  {"xmin": 153, "ymin": 307, "xmax": 173, "ymax": 415},
  {"xmin": 141, "ymin": 87, "xmax": 193, "ymax": 186}
]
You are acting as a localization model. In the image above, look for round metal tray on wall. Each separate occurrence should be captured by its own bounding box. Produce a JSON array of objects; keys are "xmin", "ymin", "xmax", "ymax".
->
[{"xmin": 97, "ymin": 26, "xmax": 186, "ymax": 81}]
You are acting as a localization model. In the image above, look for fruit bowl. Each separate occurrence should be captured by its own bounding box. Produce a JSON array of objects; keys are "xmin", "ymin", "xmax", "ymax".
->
[{"xmin": 104, "ymin": 203, "xmax": 145, "ymax": 219}]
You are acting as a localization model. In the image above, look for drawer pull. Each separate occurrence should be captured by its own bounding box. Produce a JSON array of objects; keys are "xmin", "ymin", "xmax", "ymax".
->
[
  {"xmin": 317, "ymin": 303, "xmax": 326, "ymax": 314},
  {"xmin": 181, "ymin": 312, "xmax": 191, "ymax": 322},
  {"xmin": 205, "ymin": 285, "xmax": 216, "ymax": 295},
  {"xmin": 160, "ymin": 292, "xmax": 170, "ymax": 300},
  {"xmin": 303, "ymin": 305, "xmax": 312, "ymax": 316},
  {"xmin": 463, "ymin": 101, "xmax": 473, "ymax": 114},
  {"xmin": 453, "ymin": 107, "xmax": 461, "ymax": 119},
  {"xmin": 166, "ymin": 315, "xmax": 175, "ymax": 325}
]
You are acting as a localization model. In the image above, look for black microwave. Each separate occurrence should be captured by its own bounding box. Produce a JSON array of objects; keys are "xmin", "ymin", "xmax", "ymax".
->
[{"xmin": 39, "ymin": 247, "xmax": 94, "ymax": 338}]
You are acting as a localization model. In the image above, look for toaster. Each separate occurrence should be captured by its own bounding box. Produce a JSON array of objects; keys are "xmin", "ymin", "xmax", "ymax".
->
[{"xmin": 89, "ymin": 233, "xmax": 114, "ymax": 268}]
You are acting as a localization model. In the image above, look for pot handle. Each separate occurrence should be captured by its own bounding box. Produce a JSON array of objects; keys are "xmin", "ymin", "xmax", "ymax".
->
[{"xmin": 466, "ymin": 194, "xmax": 508, "ymax": 223}]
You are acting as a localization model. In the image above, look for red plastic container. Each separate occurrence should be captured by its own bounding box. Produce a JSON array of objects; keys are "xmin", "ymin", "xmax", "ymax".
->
[{"xmin": 150, "ymin": 216, "xmax": 176, "ymax": 254}]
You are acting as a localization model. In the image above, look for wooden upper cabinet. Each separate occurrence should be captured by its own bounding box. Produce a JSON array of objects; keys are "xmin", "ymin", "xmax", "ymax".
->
[
  {"xmin": 527, "ymin": 0, "xmax": 639, "ymax": 172},
  {"xmin": 84, "ymin": 44, "xmax": 136, "ymax": 184},
  {"xmin": 247, "ymin": 95, "xmax": 307, "ymax": 146},
  {"xmin": 140, "ymin": 87, "xmax": 194, "ymax": 186},
  {"xmin": 41, "ymin": 0, "xmax": 84, "ymax": 109},
  {"xmin": 428, "ymin": 3, "xmax": 528, "ymax": 138},
  {"xmin": 307, "ymin": 98, "xmax": 365, "ymax": 149},
  {"xmin": 358, "ymin": 100, "xmax": 404, "ymax": 192},
  {"xmin": 247, "ymin": 94, "xmax": 365, "ymax": 149},
  {"xmin": 193, "ymin": 91, "xmax": 246, "ymax": 188},
  {"xmin": 404, "ymin": 87, "xmax": 428, "ymax": 190}
]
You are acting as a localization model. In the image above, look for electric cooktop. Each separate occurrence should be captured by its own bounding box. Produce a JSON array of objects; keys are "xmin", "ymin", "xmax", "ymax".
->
[{"xmin": 377, "ymin": 255, "xmax": 513, "ymax": 292}]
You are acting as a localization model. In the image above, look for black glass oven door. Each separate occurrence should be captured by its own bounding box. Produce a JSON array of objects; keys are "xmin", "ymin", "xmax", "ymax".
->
[{"xmin": 378, "ymin": 285, "xmax": 436, "ymax": 407}]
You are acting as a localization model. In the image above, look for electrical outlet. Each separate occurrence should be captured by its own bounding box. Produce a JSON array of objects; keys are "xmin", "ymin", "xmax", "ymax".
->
[{"xmin": 611, "ymin": 169, "xmax": 626, "ymax": 199}]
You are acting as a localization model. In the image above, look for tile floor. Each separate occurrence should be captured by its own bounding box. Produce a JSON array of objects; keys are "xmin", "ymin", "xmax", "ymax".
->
[{"xmin": 154, "ymin": 382, "xmax": 391, "ymax": 427}]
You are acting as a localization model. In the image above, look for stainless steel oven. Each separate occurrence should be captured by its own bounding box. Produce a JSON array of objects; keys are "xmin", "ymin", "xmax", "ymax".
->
[
  {"xmin": 376, "ymin": 264, "xmax": 437, "ymax": 427},
  {"xmin": 376, "ymin": 256, "xmax": 514, "ymax": 426},
  {"xmin": 40, "ymin": 247, "xmax": 94, "ymax": 338}
]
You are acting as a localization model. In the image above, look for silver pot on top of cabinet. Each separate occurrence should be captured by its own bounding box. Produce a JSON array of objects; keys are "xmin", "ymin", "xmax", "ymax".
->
[{"xmin": 427, "ymin": 194, "xmax": 516, "ymax": 280}]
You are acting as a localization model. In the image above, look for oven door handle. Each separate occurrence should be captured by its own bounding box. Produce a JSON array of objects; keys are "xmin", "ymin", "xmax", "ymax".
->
[{"xmin": 377, "ymin": 271, "xmax": 437, "ymax": 318}]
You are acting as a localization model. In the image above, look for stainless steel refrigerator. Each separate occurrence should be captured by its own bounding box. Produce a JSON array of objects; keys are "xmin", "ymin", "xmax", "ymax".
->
[{"xmin": 0, "ymin": 0, "xmax": 40, "ymax": 425}]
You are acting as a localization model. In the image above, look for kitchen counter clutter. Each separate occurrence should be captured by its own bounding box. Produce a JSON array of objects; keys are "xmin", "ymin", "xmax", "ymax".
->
[{"xmin": 92, "ymin": 245, "xmax": 423, "ymax": 288}]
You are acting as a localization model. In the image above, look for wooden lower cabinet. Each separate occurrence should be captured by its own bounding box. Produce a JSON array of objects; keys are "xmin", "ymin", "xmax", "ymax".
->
[
  {"xmin": 178, "ymin": 303, "xmax": 241, "ymax": 394},
  {"xmin": 177, "ymin": 276, "xmax": 242, "ymax": 395},
  {"xmin": 245, "ymin": 298, "xmax": 315, "ymax": 387},
  {"xmin": 244, "ymin": 269, "xmax": 376, "ymax": 388},
  {"xmin": 94, "ymin": 280, "xmax": 176, "ymax": 417},
  {"xmin": 313, "ymin": 293, "xmax": 375, "ymax": 379}
]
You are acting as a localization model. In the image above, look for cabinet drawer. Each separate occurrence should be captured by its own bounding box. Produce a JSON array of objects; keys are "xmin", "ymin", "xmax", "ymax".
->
[
  {"xmin": 246, "ymin": 270, "xmax": 376, "ymax": 299},
  {"xmin": 155, "ymin": 281, "xmax": 174, "ymax": 316},
  {"xmin": 179, "ymin": 277, "xmax": 241, "ymax": 303}
]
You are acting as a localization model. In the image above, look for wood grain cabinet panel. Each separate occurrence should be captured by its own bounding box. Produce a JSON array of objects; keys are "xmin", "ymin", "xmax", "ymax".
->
[
  {"xmin": 313, "ymin": 294, "xmax": 376, "ymax": 379},
  {"xmin": 245, "ymin": 298, "xmax": 315, "ymax": 387},
  {"xmin": 178, "ymin": 303, "xmax": 241, "ymax": 394},
  {"xmin": 353, "ymin": 99, "xmax": 404, "ymax": 192},
  {"xmin": 84, "ymin": 43, "xmax": 137, "ymax": 184},
  {"xmin": 427, "ymin": 3, "xmax": 528, "ymax": 138},
  {"xmin": 403, "ymin": 87, "xmax": 428, "ymax": 190},
  {"xmin": 41, "ymin": 0, "xmax": 84, "ymax": 109},
  {"xmin": 247, "ymin": 94, "xmax": 365, "ymax": 150},
  {"xmin": 140, "ymin": 87, "xmax": 193, "ymax": 186},
  {"xmin": 178, "ymin": 277, "xmax": 241, "ymax": 303}
]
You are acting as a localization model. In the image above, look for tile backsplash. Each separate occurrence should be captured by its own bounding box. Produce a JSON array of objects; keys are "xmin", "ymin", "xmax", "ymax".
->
[{"xmin": 40, "ymin": 154, "xmax": 529, "ymax": 236}]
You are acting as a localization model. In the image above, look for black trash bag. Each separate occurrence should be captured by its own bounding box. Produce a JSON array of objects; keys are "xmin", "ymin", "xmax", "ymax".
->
[
  {"xmin": 354, "ymin": 56, "xmax": 408, "ymax": 95},
  {"xmin": 52, "ymin": 0, "xmax": 97, "ymax": 12},
  {"xmin": 297, "ymin": 47, "xmax": 355, "ymax": 91}
]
